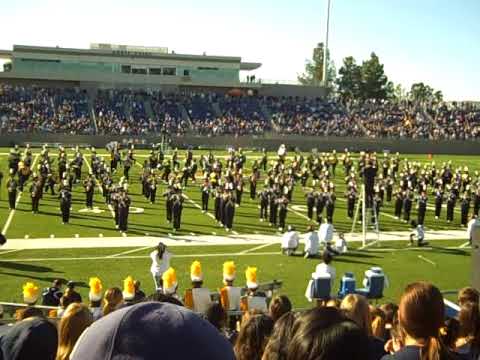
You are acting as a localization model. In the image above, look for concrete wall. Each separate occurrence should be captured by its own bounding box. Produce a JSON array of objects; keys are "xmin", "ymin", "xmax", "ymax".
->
[
  {"xmin": 0, "ymin": 133, "xmax": 479, "ymax": 155},
  {"xmin": 258, "ymin": 84, "xmax": 327, "ymax": 99}
]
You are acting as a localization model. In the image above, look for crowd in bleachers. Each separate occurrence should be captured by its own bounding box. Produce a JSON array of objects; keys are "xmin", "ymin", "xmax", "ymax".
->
[
  {"xmin": 0, "ymin": 84, "xmax": 94, "ymax": 134},
  {"xmin": 0, "ymin": 248, "xmax": 479, "ymax": 360},
  {"xmin": 2, "ymin": 83, "xmax": 480, "ymax": 139}
]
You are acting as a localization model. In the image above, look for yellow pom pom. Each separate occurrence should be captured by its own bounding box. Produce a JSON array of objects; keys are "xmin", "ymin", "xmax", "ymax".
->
[
  {"xmin": 162, "ymin": 267, "xmax": 178, "ymax": 294},
  {"xmin": 190, "ymin": 260, "xmax": 203, "ymax": 282},
  {"xmin": 245, "ymin": 267, "xmax": 258, "ymax": 289},
  {"xmin": 123, "ymin": 276, "xmax": 135, "ymax": 300},
  {"xmin": 22, "ymin": 282, "xmax": 39, "ymax": 304},
  {"xmin": 223, "ymin": 261, "xmax": 236, "ymax": 281},
  {"xmin": 89, "ymin": 277, "xmax": 103, "ymax": 295}
]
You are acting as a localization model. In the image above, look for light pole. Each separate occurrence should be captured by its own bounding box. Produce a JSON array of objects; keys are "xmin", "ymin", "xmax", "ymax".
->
[{"xmin": 323, "ymin": 0, "xmax": 331, "ymax": 88}]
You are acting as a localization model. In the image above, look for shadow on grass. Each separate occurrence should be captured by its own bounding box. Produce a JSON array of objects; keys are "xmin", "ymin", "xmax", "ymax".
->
[
  {"xmin": 0, "ymin": 261, "xmax": 62, "ymax": 273},
  {"xmin": 0, "ymin": 272, "xmax": 67, "ymax": 283}
]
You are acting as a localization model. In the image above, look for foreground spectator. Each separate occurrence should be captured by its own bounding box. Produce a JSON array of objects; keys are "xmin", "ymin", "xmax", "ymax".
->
[
  {"xmin": 287, "ymin": 307, "xmax": 370, "ymax": 360},
  {"xmin": 381, "ymin": 282, "xmax": 458, "ymax": 360},
  {"xmin": 102, "ymin": 287, "xmax": 124, "ymax": 316},
  {"xmin": 456, "ymin": 301, "xmax": 480, "ymax": 358},
  {"xmin": 235, "ymin": 314, "xmax": 274, "ymax": 360},
  {"xmin": 457, "ymin": 287, "xmax": 479, "ymax": 307},
  {"xmin": 0, "ymin": 317, "xmax": 58, "ymax": 360},
  {"xmin": 268, "ymin": 295, "xmax": 292, "ymax": 323},
  {"xmin": 262, "ymin": 312, "xmax": 297, "ymax": 360},
  {"xmin": 341, "ymin": 294, "xmax": 386, "ymax": 360},
  {"xmin": 56, "ymin": 303, "xmax": 93, "ymax": 360},
  {"xmin": 70, "ymin": 302, "xmax": 234, "ymax": 360}
]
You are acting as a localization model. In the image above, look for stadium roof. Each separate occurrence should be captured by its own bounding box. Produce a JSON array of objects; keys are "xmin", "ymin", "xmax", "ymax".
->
[{"xmin": 11, "ymin": 45, "xmax": 261, "ymax": 70}]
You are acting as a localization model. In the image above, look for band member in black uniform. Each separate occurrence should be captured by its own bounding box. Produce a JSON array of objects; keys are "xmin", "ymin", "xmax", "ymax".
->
[
  {"xmin": 259, "ymin": 189, "xmax": 269, "ymax": 222},
  {"xmin": 6, "ymin": 169, "xmax": 17, "ymax": 210},
  {"xmin": 172, "ymin": 192, "xmax": 183, "ymax": 232},
  {"xmin": 123, "ymin": 156, "xmax": 132, "ymax": 181},
  {"xmin": 347, "ymin": 188, "xmax": 357, "ymax": 219},
  {"xmin": 386, "ymin": 176, "xmax": 394, "ymax": 202},
  {"xmin": 235, "ymin": 174, "xmax": 244, "ymax": 206},
  {"xmin": 394, "ymin": 189, "xmax": 404, "ymax": 219},
  {"xmin": 417, "ymin": 191, "xmax": 427, "ymax": 226},
  {"xmin": 269, "ymin": 191, "xmax": 278, "ymax": 226},
  {"xmin": 260, "ymin": 149, "xmax": 268, "ymax": 171},
  {"xmin": 200, "ymin": 180, "xmax": 210, "ymax": 212},
  {"xmin": 460, "ymin": 192, "xmax": 471, "ymax": 227},
  {"xmin": 45, "ymin": 173, "xmax": 56, "ymax": 196},
  {"xmin": 30, "ymin": 175, "xmax": 41, "ymax": 214},
  {"xmin": 373, "ymin": 192, "xmax": 382, "ymax": 224},
  {"xmin": 118, "ymin": 189, "xmax": 131, "ymax": 232},
  {"xmin": 223, "ymin": 196, "xmax": 235, "ymax": 232},
  {"xmin": 473, "ymin": 188, "xmax": 480, "ymax": 216},
  {"xmin": 211, "ymin": 189, "xmax": 220, "ymax": 223},
  {"xmin": 306, "ymin": 190, "xmax": 315, "ymax": 221},
  {"xmin": 278, "ymin": 196, "xmax": 288, "ymax": 231},
  {"xmin": 163, "ymin": 187, "xmax": 175, "ymax": 223},
  {"xmin": 249, "ymin": 173, "xmax": 257, "ymax": 200},
  {"xmin": 149, "ymin": 173, "xmax": 158, "ymax": 204},
  {"xmin": 363, "ymin": 160, "xmax": 377, "ymax": 208},
  {"xmin": 83, "ymin": 174, "xmax": 95, "ymax": 209},
  {"xmin": 446, "ymin": 189, "xmax": 456, "ymax": 223},
  {"xmin": 403, "ymin": 191, "xmax": 413, "ymax": 223},
  {"xmin": 325, "ymin": 192, "xmax": 336, "ymax": 223},
  {"xmin": 315, "ymin": 192, "xmax": 325, "ymax": 223},
  {"xmin": 112, "ymin": 187, "xmax": 120, "ymax": 229},
  {"xmin": 434, "ymin": 189, "xmax": 443, "ymax": 220},
  {"xmin": 59, "ymin": 182, "xmax": 72, "ymax": 224}
]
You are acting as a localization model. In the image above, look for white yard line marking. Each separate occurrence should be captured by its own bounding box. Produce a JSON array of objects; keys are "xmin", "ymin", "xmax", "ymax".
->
[
  {"xmin": 288, "ymin": 206, "xmax": 317, "ymax": 223},
  {"xmin": 0, "ymin": 251, "xmax": 281, "ymax": 263},
  {"xmin": 0, "ymin": 249, "xmax": 23, "ymax": 256},
  {"xmin": 459, "ymin": 241, "xmax": 471, "ymax": 248},
  {"xmin": 107, "ymin": 246, "xmax": 153, "ymax": 258},
  {"xmin": 231, "ymin": 230, "xmax": 239, "ymax": 236},
  {"xmin": 240, "ymin": 243, "xmax": 275, "ymax": 254},
  {"xmin": 358, "ymin": 240, "xmax": 380, "ymax": 250},
  {"xmin": 418, "ymin": 255, "xmax": 437, "ymax": 266},
  {"xmin": 1, "ymin": 154, "xmax": 40, "ymax": 236}
]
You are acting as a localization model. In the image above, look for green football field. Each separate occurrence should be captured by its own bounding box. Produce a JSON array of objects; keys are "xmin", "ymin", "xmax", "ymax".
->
[{"xmin": 0, "ymin": 148, "xmax": 476, "ymax": 307}]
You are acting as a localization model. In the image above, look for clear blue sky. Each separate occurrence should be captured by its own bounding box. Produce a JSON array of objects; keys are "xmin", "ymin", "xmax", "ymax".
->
[{"xmin": 0, "ymin": 0, "xmax": 478, "ymax": 100}]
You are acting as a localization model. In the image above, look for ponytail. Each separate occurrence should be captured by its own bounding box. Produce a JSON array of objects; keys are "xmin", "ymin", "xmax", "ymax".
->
[{"xmin": 420, "ymin": 336, "xmax": 441, "ymax": 360}]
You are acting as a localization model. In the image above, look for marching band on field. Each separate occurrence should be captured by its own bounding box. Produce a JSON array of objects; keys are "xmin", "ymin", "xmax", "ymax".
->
[{"xmin": 4, "ymin": 143, "xmax": 480, "ymax": 236}]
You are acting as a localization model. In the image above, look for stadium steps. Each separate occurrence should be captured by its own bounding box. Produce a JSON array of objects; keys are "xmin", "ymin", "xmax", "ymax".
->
[
  {"xmin": 212, "ymin": 102, "xmax": 222, "ymax": 117},
  {"xmin": 178, "ymin": 104, "xmax": 194, "ymax": 132}
]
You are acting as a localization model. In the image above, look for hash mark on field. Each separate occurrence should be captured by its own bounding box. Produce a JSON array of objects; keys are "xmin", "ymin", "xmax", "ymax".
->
[
  {"xmin": 1, "ymin": 154, "xmax": 40, "ymax": 236},
  {"xmin": 0, "ymin": 249, "xmax": 24, "ymax": 256},
  {"xmin": 107, "ymin": 245, "xmax": 152, "ymax": 258},
  {"xmin": 240, "ymin": 243, "xmax": 275, "ymax": 254},
  {"xmin": 459, "ymin": 241, "xmax": 471, "ymax": 248},
  {"xmin": 288, "ymin": 206, "xmax": 316, "ymax": 224},
  {"xmin": 418, "ymin": 255, "xmax": 436, "ymax": 266},
  {"xmin": 231, "ymin": 230, "xmax": 239, "ymax": 236},
  {"xmin": 359, "ymin": 240, "xmax": 380, "ymax": 250}
]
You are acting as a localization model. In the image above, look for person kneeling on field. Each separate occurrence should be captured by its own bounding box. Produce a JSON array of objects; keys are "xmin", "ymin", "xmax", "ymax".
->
[
  {"xmin": 281, "ymin": 225, "xmax": 299, "ymax": 256},
  {"xmin": 304, "ymin": 224, "xmax": 320, "ymax": 258},
  {"xmin": 409, "ymin": 220, "xmax": 427, "ymax": 247}
]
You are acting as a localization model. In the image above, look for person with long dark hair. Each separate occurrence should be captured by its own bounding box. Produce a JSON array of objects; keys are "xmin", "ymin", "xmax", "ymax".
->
[
  {"xmin": 150, "ymin": 242, "xmax": 172, "ymax": 291},
  {"xmin": 381, "ymin": 282, "xmax": 459, "ymax": 360}
]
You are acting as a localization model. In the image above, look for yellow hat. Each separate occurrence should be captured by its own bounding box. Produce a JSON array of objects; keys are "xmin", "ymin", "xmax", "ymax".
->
[
  {"xmin": 223, "ymin": 261, "xmax": 236, "ymax": 282},
  {"xmin": 23, "ymin": 282, "xmax": 39, "ymax": 305},
  {"xmin": 89, "ymin": 277, "xmax": 103, "ymax": 302},
  {"xmin": 162, "ymin": 267, "xmax": 178, "ymax": 295},
  {"xmin": 122, "ymin": 276, "xmax": 135, "ymax": 301},
  {"xmin": 245, "ymin": 267, "xmax": 258, "ymax": 289},
  {"xmin": 190, "ymin": 260, "xmax": 203, "ymax": 282}
]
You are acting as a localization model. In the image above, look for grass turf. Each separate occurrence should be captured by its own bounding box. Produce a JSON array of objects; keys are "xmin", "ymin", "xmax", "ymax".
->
[{"xmin": 0, "ymin": 148, "xmax": 476, "ymax": 306}]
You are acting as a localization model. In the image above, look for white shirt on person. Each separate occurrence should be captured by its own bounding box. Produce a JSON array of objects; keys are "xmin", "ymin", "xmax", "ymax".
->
[
  {"xmin": 304, "ymin": 231, "xmax": 319, "ymax": 255},
  {"xmin": 313, "ymin": 263, "xmax": 336, "ymax": 285},
  {"xmin": 467, "ymin": 218, "xmax": 480, "ymax": 240},
  {"xmin": 281, "ymin": 230, "xmax": 299, "ymax": 249},
  {"xmin": 318, "ymin": 223, "xmax": 334, "ymax": 243},
  {"xmin": 150, "ymin": 250, "xmax": 171, "ymax": 275}
]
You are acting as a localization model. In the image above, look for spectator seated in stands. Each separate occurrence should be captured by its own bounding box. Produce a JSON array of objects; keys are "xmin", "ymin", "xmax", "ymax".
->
[
  {"xmin": 70, "ymin": 302, "xmax": 235, "ymax": 360},
  {"xmin": 234, "ymin": 313, "xmax": 274, "ymax": 360}
]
